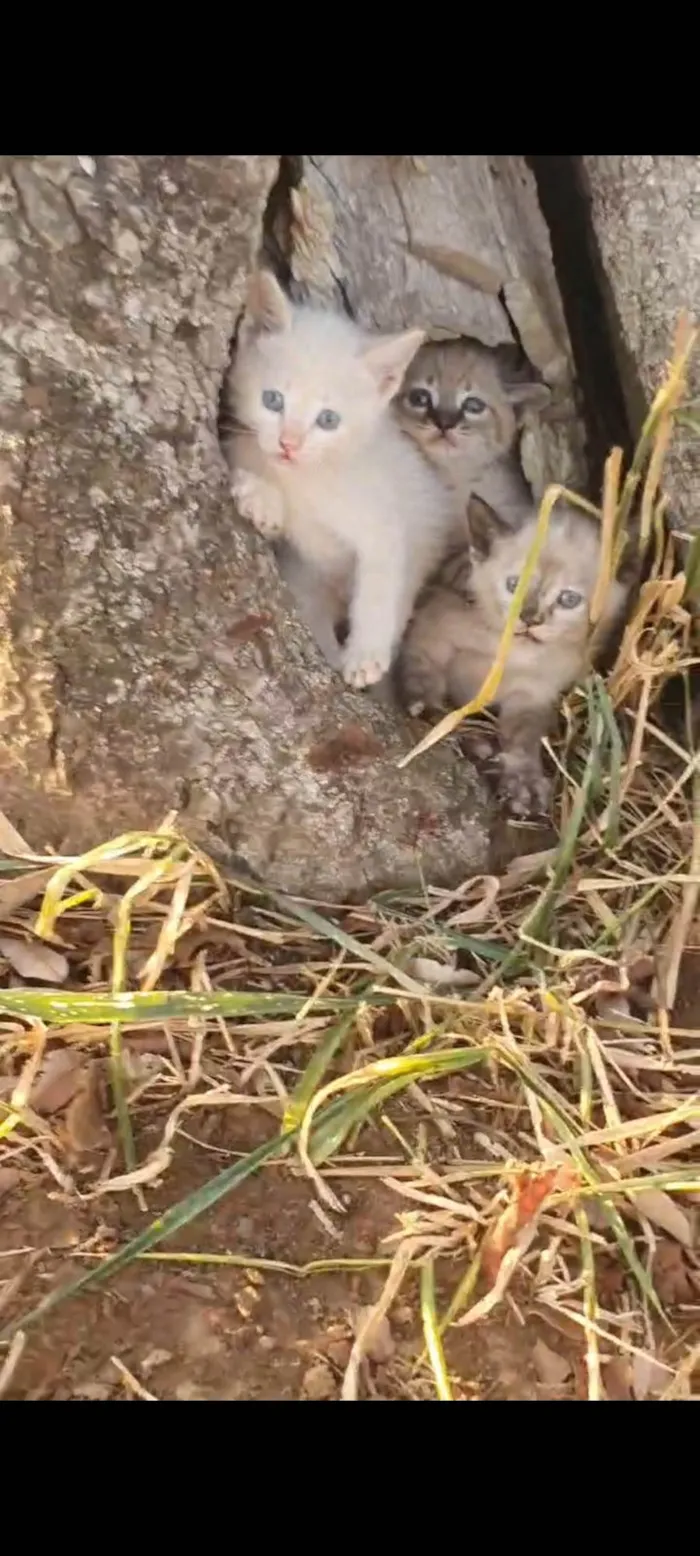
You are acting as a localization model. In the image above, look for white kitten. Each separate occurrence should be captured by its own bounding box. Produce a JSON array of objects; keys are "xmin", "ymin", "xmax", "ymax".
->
[{"xmin": 223, "ymin": 271, "xmax": 453, "ymax": 688}]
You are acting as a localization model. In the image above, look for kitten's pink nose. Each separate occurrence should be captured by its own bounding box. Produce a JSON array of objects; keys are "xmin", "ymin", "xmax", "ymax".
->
[{"xmin": 279, "ymin": 433, "xmax": 301, "ymax": 460}]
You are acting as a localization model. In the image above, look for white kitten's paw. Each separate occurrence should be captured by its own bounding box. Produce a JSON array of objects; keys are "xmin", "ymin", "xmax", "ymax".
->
[
  {"xmin": 231, "ymin": 472, "xmax": 283, "ymax": 540},
  {"xmin": 342, "ymin": 649, "xmax": 391, "ymax": 690},
  {"xmin": 407, "ymin": 700, "xmax": 426, "ymax": 719}
]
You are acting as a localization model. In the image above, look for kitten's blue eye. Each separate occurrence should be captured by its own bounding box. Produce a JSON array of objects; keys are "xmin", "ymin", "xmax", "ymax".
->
[
  {"xmin": 262, "ymin": 389, "xmax": 284, "ymax": 412},
  {"xmin": 461, "ymin": 395, "xmax": 487, "ymax": 416},
  {"xmin": 406, "ymin": 386, "xmax": 432, "ymax": 410},
  {"xmin": 506, "ymin": 575, "xmax": 519, "ymax": 594},
  {"xmin": 316, "ymin": 408, "xmax": 341, "ymax": 430},
  {"xmin": 557, "ymin": 589, "xmax": 583, "ymax": 609}
]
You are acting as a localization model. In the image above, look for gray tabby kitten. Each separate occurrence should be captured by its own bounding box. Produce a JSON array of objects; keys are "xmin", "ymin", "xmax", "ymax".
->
[
  {"xmin": 398, "ymin": 494, "xmax": 630, "ymax": 816},
  {"xmin": 395, "ymin": 336, "xmax": 551, "ymax": 531}
]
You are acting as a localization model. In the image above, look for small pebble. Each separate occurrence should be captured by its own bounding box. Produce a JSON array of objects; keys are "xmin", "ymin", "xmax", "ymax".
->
[
  {"xmin": 325, "ymin": 1339, "xmax": 351, "ymax": 1368},
  {"xmin": 174, "ymin": 1380, "xmax": 209, "ymax": 1401},
  {"xmin": 301, "ymin": 1362, "xmax": 336, "ymax": 1400},
  {"xmin": 180, "ymin": 1308, "xmax": 224, "ymax": 1360},
  {"xmin": 354, "ymin": 1308, "xmax": 394, "ymax": 1363},
  {"xmin": 141, "ymin": 1348, "xmax": 173, "ymax": 1376},
  {"xmin": 393, "ymin": 1305, "xmax": 413, "ymax": 1329},
  {"xmin": 72, "ymin": 1380, "xmax": 111, "ymax": 1401}
]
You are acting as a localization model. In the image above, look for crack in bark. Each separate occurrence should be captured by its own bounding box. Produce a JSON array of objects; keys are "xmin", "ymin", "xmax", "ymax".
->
[{"xmin": 526, "ymin": 155, "xmax": 635, "ymax": 488}]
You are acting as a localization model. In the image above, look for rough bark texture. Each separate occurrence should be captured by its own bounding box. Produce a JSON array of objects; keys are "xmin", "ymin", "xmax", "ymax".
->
[
  {"xmin": 289, "ymin": 155, "xmax": 586, "ymax": 502},
  {"xmin": 0, "ymin": 155, "xmax": 582, "ymax": 897},
  {"xmin": 580, "ymin": 155, "xmax": 700, "ymax": 529}
]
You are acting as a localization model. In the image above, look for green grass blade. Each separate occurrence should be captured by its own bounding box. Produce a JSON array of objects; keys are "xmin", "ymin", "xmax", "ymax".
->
[
  {"xmin": 684, "ymin": 530, "xmax": 700, "ymax": 605},
  {"xmin": 0, "ymin": 1125, "xmax": 298, "ymax": 1345},
  {"xmin": 594, "ymin": 1196, "xmax": 667, "ymax": 1322},
  {"xmin": 440, "ymin": 934, "xmax": 510, "ymax": 963},
  {"xmin": 283, "ymin": 1010, "xmax": 356, "ymax": 1134},
  {"xmin": 421, "ymin": 1259, "xmax": 453, "ymax": 1400},
  {"xmin": 526, "ymin": 1075, "xmax": 668, "ymax": 1322},
  {"xmin": 486, "ymin": 1050, "xmax": 657, "ymax": 1318},
  {"xmin": 675, "ymin": 408, "xmax": 700, "ymax": 435},
  {"xmin": 593, "ymin": 678, "xmax": 624, "ymax": 849},
  {"xmin": 520, "ymin": 702, "xmax": 602, "ymax": 948},
  {"xmin": 3, "ymin": 1051, "xmax": 489, "ymax": 1343},
  {"xmin": 0, "ymin": 988, "xmax": 375, "ymax": 1026},
  {"xmin": 308, "ymin": 1046, "xmax": 492, "ymax": 1165},
  {"xmin": 109, "ymin": 1020, "xmax": 136, "ymax": 1171},
  {"xmin": 309, "ymin": 1074, "xmax": 421, "ymax": 1164},
  {"xmin": 266, "ymin": 889, "xmax": 425, "ymax": 995},
  {"xmin": 438, "ymin": 1248, "xmax": 483, "ymax": 1333}
]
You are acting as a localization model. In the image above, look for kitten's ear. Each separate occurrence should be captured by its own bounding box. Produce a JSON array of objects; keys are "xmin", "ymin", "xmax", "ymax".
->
[
  {"xmin": 239, "ymin": 269, "xmax": 293, "ymax": 342},
  {"xmin": 467, "ymin": 495, "xmax": 508, "ymax": 556},
  {"xmin": 493, "ymin": 343, "xmax": 551, "ymax": 413},
  {"xmin": 361, "ymin": 328, "xmax": 426, "ymax": 403}
]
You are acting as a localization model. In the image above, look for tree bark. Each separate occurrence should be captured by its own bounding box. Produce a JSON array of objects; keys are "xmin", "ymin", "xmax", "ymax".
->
[
  {"xmin": 289, "ymin": 156, "xmax": 586, "ymax": 502},
  {"xmin": 579, "ymin": 156, "xmax": 700, "ymax": 529},
  {"xmin": 0, "ymin": 155, "xmax": 582, "ymax": 897}
]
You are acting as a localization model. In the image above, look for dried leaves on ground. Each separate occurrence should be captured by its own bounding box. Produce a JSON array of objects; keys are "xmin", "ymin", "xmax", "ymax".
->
[{"xmin": 0, "ymin": 321, "xmax": 699, "ymax": 1401}]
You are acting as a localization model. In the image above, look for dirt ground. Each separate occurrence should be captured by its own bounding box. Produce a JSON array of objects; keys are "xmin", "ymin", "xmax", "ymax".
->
[
  {"xmin": 3, "ymin": 948, "xmax": 700, "ymax": 1402},
  {"xmin": 0, "ymin": 1100, "xmax": 589, "ymax": 1402}
]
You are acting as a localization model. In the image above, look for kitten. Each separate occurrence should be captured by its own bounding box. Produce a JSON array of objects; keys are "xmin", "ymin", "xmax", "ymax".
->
[
  {"xmin": 223, "ymin": 270, "xmax": 453, "ymax": 688},
  {"xmin": 395, "ymin": 336, "xmax": 551, "ymax": 532},
  {"xmin": 398, "ymin": 494, "xmax": 630, "ymax": 817}
]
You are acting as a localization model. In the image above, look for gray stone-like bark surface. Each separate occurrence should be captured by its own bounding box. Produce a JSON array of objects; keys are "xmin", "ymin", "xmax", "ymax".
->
[
  {"xmin": 294, "ymin": 156, "xmax": 586, "ymax": 500},
  {"xmin": 581, "ymin": 155, "xmax": 700, "ymax": 529},
  {"xmin": 0, "ymin": 154, "xmax": 497, "ymax": 896},
  {"xmin": 0, "ymin": 154, "xmax": 592, "ymax": 896}
]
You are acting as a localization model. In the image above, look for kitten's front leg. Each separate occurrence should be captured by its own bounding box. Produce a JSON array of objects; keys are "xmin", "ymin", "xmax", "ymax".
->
[
  {"xmin": 231, "ymin": 470, "xmax": 285, "ymax": 541},
  {"xmin": 342, "ymin": 549, "xmax": 405, "ymax": 690},
  {"xmin": 276, "ymin": 543, "xmax": 345, "ymax": 670},
  {"xmin": 396, "ymin": 648, "xmax": 448, "ymax": 719},
  {"xmin": 497, "ymin": 699, "xmax": 553, "ymax": 817}
]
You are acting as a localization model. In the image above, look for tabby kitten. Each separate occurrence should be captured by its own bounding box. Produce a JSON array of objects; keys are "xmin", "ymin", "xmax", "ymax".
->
[
  {"xmin": 398, "ymin": 494, "xmax": 630, "ymax": 816},
  {"xmin": 223, "ymin": 270, "xmax": 452, "ymax": 688},
  {"xmin": 395, "ymin": 336, "xmax": 551, "ymax": 531}
]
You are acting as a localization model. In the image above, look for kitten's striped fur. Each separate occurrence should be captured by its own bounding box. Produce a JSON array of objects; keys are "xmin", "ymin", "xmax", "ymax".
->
[
  {"xmin": 395, "ymin": 335, "xmax": 551, "ymax": 533},
  {"xmin": 398, "ymin": 494, "xmax": 630, "ymax": 816}
]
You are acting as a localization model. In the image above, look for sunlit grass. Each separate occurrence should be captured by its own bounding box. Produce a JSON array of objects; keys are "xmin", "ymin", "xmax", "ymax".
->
[{"xmin": 0, "ymin": 320, "xmax": 698, "ymax": 1400}]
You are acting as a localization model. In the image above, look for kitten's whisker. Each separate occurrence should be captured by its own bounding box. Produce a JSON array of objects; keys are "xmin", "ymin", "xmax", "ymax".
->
[{"xmin": 220, "ymin": 417, "xmax": 254, "ymax": 438}]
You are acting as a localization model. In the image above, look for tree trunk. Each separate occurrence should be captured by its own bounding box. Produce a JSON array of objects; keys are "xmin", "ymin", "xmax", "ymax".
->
[
  {"xmin": 579, "ymin": 156, "xmax": 700, "ymax": 529},
  {"xmin": 0, "ymin": 155, "xmax": 583, "ymax": 897}
]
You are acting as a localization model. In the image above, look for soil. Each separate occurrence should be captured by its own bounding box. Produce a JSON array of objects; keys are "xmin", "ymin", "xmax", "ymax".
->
[
  {"xmin": 4, "ymin": 946, "xmax": 699, "ymax": 1404},
  {"xmin": 0, "ymin": 1106, "xmax": 585, "ymax": 1402}
]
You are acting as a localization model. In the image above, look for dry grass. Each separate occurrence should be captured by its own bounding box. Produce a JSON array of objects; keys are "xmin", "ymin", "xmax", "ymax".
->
[{"xmin": 0, "ymin": 319, "xmax": 699, "ymax": 1402}]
